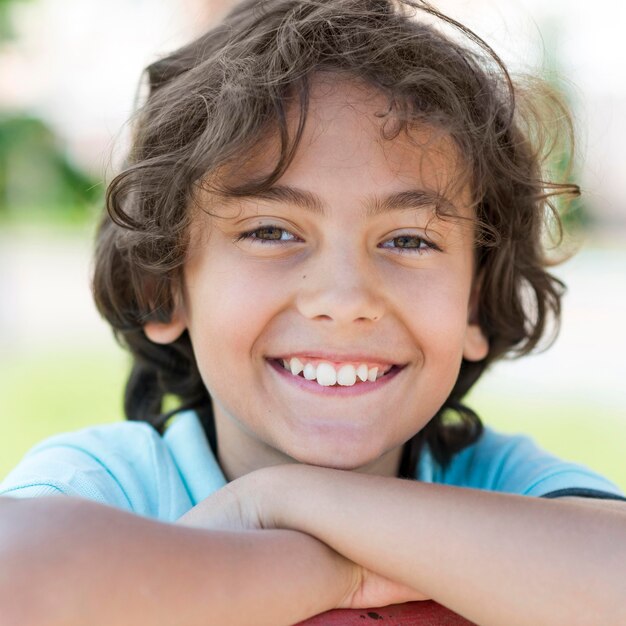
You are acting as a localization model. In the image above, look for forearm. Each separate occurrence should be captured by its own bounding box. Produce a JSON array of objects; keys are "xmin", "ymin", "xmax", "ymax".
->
[
  {"xmin": 264, "ymin": 466, "xmax": 626, "ymax": 626},
  {"xmin": 0, "ymin": 495, "xmax": 351, "ymax": 626}
]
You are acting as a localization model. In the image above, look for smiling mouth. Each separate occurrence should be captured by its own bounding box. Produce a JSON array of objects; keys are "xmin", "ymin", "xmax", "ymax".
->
[{"xmin": 271, "ymin": 357, "xmax": 401, "ymax": 388}]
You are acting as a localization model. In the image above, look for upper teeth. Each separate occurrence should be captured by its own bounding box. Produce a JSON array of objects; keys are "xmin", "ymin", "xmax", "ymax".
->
[{"xmin": 280, "ymin": 358, "xmax": 390, "ymax": 387}]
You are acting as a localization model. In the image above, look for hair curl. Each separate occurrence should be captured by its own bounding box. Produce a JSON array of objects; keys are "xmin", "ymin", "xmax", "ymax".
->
[{"xmin": 93, "ymin": 0, "xmax": 577, "ymax": 476}]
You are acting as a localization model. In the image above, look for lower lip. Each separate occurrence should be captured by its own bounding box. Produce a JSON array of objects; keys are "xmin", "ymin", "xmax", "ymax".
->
[{"xmin": 267, "ymin": 359, "xmax": 404, "ymax": 397}]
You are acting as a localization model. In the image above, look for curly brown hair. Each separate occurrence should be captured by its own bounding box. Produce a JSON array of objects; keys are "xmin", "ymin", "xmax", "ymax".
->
[{"xmin": 93, "ymin": 0, "xmax": 577, "ymax": 476}]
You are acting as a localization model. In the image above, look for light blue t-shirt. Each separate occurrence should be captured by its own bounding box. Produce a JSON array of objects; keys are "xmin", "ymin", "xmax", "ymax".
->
[{"xmin": 0, "ymin": 410, "xmax": 623, "ymax": 521}]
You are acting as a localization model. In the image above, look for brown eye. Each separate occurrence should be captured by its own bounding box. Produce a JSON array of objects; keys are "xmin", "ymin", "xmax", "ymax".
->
[
  {"xmin": 235, "ymin": 225, "xmax": 298, "ymax": 244},
  {"xmin": 380, "ymin": 233, "xmax": 437, "ymax": 254},
  {"xmin": 394, "ymin": 235, "xmax": 422, "ymax": 248},
  {"xmin": 254, "ymin": 227, "xmax": 283, "ymax": 240}
]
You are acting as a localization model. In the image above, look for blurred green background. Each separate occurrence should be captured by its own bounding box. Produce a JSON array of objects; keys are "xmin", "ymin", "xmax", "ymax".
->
[{"xmin": 1, "ymin": 0, "xmax": 625, "ymax": 491}]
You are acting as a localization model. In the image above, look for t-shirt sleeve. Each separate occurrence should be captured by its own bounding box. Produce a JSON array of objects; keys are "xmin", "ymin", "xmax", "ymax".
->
[
  {"xmin": 436, "ymin": 427, "xmax": 626, "ymax": 500},
  {"xmin": 0, "ymin": 422, "xmax": 193, "ymax": 520}
]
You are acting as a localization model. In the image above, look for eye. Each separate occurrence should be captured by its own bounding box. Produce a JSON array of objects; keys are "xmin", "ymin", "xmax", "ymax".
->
[
  {"xmin": 379, "ymin": 233, "xmax": 440, "ymax": 254},
  {"xmin": 234, "ymin": 225, "xmax": 300, "ymax": 244}
]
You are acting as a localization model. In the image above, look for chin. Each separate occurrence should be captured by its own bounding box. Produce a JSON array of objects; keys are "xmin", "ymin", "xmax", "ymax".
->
[
  {"xmin": 307, "ymin": 458, "xmax": 365, "ymax": 471},
  {"xmin": 288, "ymin": 443, "xmax": 383, "ymax": 472}
]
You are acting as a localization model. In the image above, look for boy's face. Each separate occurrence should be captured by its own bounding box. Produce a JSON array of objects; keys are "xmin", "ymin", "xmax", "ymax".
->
[{"xmin": 145, "ymin": 77, "xmax": 488, "ymax": 480}]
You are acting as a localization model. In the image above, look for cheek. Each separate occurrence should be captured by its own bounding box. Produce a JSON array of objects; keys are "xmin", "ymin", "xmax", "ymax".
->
[
  {"xmin": 222, "ymin": 262, "xmax": 289, "ymax": 326},
  {"xmin": 186, "ymin": 258, "xmax": 286, "ymax": 365},
  {"xmin": 386, "ymin": 265, "xmax": 471, "ymax": 339}
]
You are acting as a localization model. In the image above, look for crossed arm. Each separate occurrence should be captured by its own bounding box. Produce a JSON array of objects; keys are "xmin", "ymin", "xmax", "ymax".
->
[
  {"xmin": 1, "ymin": 467, "xmax": 625, "ymax": 625},
  {"xmin": 180, "ymin": 464, "xmax": 626, "ymax": 626}
]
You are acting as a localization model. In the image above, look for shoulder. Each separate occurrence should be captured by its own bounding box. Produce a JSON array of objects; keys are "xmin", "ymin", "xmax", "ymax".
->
[
  {"xmin": 420, "ymin": 426, "xmax": 625, "ymax": 499},
  {"xmin": 0, "ymin": 420, "xmax": 192, "ymax": 520}
]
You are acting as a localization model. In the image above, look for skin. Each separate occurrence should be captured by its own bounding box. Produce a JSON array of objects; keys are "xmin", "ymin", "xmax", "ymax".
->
[
  {"xmin": 179, "ymin": 465, "xmax": 626, "ymax": 625},
  {"xmin": 0, "ymin": 494, "xmax": 408, "ymax": 626}
]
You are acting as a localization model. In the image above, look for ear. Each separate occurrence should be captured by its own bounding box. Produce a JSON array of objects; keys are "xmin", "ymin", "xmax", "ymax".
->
[
  {"xmin": 143, "ymin": 298, "xmax": 187, "ymax": 345},
  {"xmin": 462, "ymin": 275, "xmax": 489, "ymax": 362},
  {"xmin": 463, "ymin": 323, "xmax": 489, "ymax": 362},
  {"xmin": 144, "ymin": 316, "xmax": 187, "ymax": 345}
]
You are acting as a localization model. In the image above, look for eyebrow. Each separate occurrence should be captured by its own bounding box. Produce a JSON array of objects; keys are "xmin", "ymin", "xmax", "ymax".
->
[{"xmin": 240, "ymin": 185, "xmax": 459, "ymax": 217}]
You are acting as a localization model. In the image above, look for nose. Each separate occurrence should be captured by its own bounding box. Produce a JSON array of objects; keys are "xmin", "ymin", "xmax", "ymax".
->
[{"xmin": 295, "ymin": 246, "xmax": 386, "ymax": 324}]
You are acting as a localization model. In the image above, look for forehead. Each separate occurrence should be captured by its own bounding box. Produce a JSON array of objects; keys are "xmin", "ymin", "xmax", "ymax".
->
[{"xmin": 198, "ymin": 75, "xmax": 472, "ymax": 217}]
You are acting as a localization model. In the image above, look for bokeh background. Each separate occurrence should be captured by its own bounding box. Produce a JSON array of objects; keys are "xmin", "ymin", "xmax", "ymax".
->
[{"xmin": 1, "ymin": 0, "xmax": 625, "ymax": 488}]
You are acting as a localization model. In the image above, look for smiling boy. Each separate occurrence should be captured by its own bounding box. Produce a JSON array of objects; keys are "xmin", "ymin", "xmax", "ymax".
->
[{"xmin": 1, "ymin": 2, "xmax": 625, "ymax": 625}]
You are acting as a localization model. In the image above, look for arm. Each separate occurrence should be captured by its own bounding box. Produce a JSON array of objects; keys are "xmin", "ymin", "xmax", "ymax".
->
[
  {"xmin": 252, "ymin": 465, "xmax": 626, "ymax": 626},
  {"xmin": 0, "ymin": 495, "xmax": 353, "ymax": 626}
]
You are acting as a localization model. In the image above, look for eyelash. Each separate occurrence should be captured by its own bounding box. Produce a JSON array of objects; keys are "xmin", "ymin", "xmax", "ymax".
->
[{"xmin": 234, "ymin": 225, "xmax": 440, "ymax": 254}]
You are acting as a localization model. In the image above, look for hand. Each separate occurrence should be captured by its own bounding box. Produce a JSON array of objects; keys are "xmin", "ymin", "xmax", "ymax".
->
[
  {"xmin": 176, "ymin": 468, "xmax": 431, "ymax": 610},
  {"xmin": 176, "ymin": 471, "xmax": 264, "ymax": 531},
  {"xmin": 339, "ymin": 566, "xmax": 431, "ymax": 610}
]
